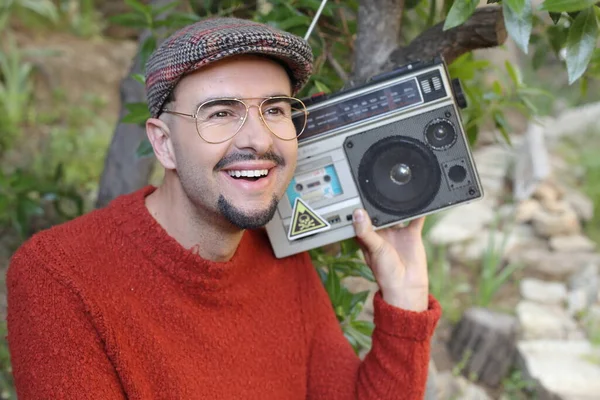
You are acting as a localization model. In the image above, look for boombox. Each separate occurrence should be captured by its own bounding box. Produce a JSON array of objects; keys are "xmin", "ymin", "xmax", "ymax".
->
[{"xmin": 265, "ymin": 57, "xmax": 484, "ymax": 258}]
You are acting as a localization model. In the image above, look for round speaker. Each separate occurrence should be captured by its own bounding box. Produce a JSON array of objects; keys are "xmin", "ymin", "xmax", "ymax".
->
[
  {"xmin": 424, "ymin": 118, "xmax": 457, "ymax": 150},
  {"xmin": 358, "ymin": 136, "xmax": 441, "ymax": 215}
]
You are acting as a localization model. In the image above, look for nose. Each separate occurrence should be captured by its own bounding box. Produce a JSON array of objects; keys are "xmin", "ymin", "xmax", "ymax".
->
[{"xmin": 232, "ymin": 105, "xmax": 274, "ymax": 154}]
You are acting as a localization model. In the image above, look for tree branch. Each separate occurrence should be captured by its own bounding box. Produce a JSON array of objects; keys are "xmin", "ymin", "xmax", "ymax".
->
[
  {"xmin": 349, "ymin": 6, "xmax": 506, "ymax": 87},
  {"xmin": 387, "ymin": 7, "xmax": 506, "ymax": 68}
]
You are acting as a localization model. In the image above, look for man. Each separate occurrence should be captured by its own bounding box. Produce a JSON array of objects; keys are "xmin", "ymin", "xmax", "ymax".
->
[{"xmin": 6, "ymin": 17, "xmax": 440, "ymax": 399}]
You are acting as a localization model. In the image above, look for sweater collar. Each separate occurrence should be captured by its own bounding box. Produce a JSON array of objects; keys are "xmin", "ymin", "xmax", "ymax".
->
[{"xmin": 108, "ymin": 185, "xmax": 274, "ymax": 292}]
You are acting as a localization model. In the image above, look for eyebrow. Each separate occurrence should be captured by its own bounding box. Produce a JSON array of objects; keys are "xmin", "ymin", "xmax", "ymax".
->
[{"xmin": 193, "ymin": 93, "xmax": 292, "ymax": 110}]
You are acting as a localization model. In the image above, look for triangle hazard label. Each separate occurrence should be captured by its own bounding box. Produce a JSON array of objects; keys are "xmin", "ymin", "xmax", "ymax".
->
[{"xmin": 288, "ymin": 198, "xmax": 331, "ymax": 241}]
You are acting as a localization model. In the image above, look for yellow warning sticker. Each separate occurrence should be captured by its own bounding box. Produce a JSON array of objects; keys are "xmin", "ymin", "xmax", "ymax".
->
[{"xmin": 288, "ymin": 197, "xmax": 331, "ymax": 241}]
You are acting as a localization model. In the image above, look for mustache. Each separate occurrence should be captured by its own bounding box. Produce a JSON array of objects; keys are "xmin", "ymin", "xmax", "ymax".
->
[{"xmin": 214, "ymin": 151, "xmax": 285, "ymax": 171}]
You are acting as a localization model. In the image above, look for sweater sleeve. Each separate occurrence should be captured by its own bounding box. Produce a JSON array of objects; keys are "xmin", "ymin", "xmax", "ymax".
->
[
  {"xmin": 6, "ymin": 244, "xmax": 126, "ymax": 400},
  {"xmin": 301, "ymin": 255, "xmax": 441, "ymax": 400}
]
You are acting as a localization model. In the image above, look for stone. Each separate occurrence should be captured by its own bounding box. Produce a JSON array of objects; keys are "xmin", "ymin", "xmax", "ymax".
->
[
  {"xmin": 519, "ymin": 278, "xmax": 567, "ymax": 305},
  {"xmin": 473, "ymin": 145, "xmax": 515, "ymax": 179},
  {"xmin": 435, "ymin": 372, "xmax": 493, "ymax": 400},
  {"xmin": 447, "ymin": 228, "xmax": 522, "ymax": 264},
  {"xmin": 478, "ymin": 175, "xmax": 507, "ymax": 197},
  {"xmin": 543, "ymin": 101, "xmax": 600, "ymax": 141},
  {"xmin": 550, "ymin": 234, "xmax": 597, "ymax": 252},
  {"xmin": 569, "ymin": 263, "xmax": 599, "ymax": 307},
  {"xmin": 517, "ymin": 340, "xmax": 600, "ymax": 400},
  {"xmin": 508, "ymin": 248, "xmax": 600, "ymax": 279},
  {"xmin": 427, "ymin": 200, "xmax": 496, "ymax": 245},
  {"xmin": 516, "ymin": 301, "xmax": 580, "ymax": 340},
  {"xmin": 531, "ymin": 206, "xmax": 581, "ymax": 238},
  {"xmin": 567, "ymin": 288, "xmax": 588, "ymax": 316},
  {"xmin": 533, "ymin": 181, "xmax": 561, "ymax": 204},
  {"xmin": 563, "ymin": 190, "xmax": 594, "ymax": 222},
  {"xmin": 515, "ymin": 199, "xmax": 542, "ymax": 223}
]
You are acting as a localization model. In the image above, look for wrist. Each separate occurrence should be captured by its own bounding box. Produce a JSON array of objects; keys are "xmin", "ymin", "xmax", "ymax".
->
[{"xmin": 381, "ymin": 286, "xmax": 429, "ymax": 312}]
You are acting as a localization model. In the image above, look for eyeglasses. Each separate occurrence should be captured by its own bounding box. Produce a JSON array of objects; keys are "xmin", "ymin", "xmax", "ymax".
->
[{"xmin": 162, "ymin": 96, "xmax": 309, "ymax": 144}]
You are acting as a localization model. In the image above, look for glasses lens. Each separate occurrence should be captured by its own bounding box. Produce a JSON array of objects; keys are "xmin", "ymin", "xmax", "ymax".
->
[
  {"xmin": 260, "ymin": 97, "xmax": 307, "ymax": 140},
  {"xmin": 196, "ymin": 99, "xmax": 246, "ymax": 143}
]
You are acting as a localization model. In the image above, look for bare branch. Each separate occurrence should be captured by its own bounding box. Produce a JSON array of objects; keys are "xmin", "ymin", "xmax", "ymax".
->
[{"xmin": 385, "ymin": 7, "xmax": 507, "ymax": 69}]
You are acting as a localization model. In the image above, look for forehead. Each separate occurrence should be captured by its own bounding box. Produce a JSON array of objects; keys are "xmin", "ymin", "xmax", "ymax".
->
[{"xmin": 173, "ymin": 55, "xmax": 293, "ymax": 100}]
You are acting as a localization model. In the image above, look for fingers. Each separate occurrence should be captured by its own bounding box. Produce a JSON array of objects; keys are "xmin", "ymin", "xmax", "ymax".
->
[{"xmin": 352, "ymin": 209, "xmax": 386, "ymax": 258}]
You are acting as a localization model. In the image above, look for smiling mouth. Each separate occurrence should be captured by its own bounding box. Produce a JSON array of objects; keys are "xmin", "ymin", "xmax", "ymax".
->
[{"xmin": 226, "ymin": 169, "xmax": 270, "ymax": 181}]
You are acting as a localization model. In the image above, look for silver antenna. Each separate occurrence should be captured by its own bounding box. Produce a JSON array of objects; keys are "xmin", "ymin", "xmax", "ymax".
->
[{"xmin": 304, "ymin": 0, "xmax": 329, "ymax": 41}]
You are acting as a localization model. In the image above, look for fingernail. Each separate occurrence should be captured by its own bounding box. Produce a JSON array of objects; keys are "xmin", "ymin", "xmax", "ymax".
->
[{"xmin": 353, "ymin": 209, "xmax": 364, "ymax": 223}]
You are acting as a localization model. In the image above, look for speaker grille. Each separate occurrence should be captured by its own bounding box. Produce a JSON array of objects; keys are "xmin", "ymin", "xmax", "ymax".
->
[{"xmin": 357, "ymin": 136, "xmax": 441, "ymax": 216}]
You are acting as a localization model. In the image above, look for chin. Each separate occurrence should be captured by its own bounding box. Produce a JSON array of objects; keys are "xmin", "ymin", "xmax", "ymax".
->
[{"xmin": 218, "ymin": 195, "xmax": 279, "ymax": 230}]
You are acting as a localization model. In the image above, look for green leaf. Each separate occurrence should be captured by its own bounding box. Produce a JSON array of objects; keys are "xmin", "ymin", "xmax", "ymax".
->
[
  {"xmin": 122, "ymin": 102, "xmax": 150, "ymax": 124},
  {"xmin": 151, "ymin": 1, "xmax": 179, "ymax": 17},
  {"xmin": 136, "ymin": 138, "xmax": 154, "ymax": 158},
  {"xmin": 547, "ymin": 24, "xmax": 569, "ymax": 53},
  {"xmin": 325, "ymin": 266, "xmax": 342, "ymax": 304},
  {"xmin": 131, "ymin": 73, "xmax": 146, "ymax": 85},
  {"xmin": 532, "ymin": 43, "xmax": 549, "ymax": 69},
  {"xmin": 565, "ymin": 7, "xmax": 599, "ymax": 84},
  {"xmin": 503, "ymin": 0, "xmax": 533, "ymax": 53},
  {"xmin": 155, "ymin": 12, "xmax": 201, "ymax": 29},
  {"xmin": 504, "ymin": 0, "xmax": 526, "ymax": 15},
  {"xmin": 140, "ymin": 35, "xmax": 157, "ymax": 70},
  {"xmin": 505, "ymin": 60, "xmax": 521, "ymax": 85},
  {"xmin": 539, "ymin": 0, "xmax": 597, "ymax": 13},
  {"xmin": 443, "ymin": 0, "xmax": 479, "ymax": 30},
  {"xmin": 349, "ymin": 290, "xmax": 370, "ymax": 312},
  {"xmin": 108, "ymin": 12, "xmax": 149, "ymax": 29},
  {"xmin": 549, "ymin": 11, "xmax": 563, "ymax": 23},
  {"xmin": 277, "ymin": 15, "xmax": 311, "ymax": 30},
  {"xmin": 493, "ymin": 110, "xmax": 512, "ymax": 145},
  {"xmin": 125, "ymin": 0, "xmax": 151, "ymax": 16}
]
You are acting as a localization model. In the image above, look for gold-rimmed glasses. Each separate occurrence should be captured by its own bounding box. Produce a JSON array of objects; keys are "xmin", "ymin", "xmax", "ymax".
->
[{"xmin": 162, "ymin": 96, "xmax": 309, "ymax": 144}]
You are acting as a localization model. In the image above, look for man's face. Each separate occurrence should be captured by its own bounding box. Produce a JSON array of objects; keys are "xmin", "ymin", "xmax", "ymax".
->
[{"xmin": 164, "ymin": 55, "xmax": 298, "ymax": 229}]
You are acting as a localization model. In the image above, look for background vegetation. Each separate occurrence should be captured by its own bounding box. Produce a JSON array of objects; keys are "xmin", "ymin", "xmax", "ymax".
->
[{"xmin": 1, "ymin": 0, "xmax": 599, "ymax": 398}]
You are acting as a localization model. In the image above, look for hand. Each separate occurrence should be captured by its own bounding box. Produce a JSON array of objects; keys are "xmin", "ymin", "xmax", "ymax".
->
[{"xmin": 352, "ymin": 209, "xmax": 429, "ymax": 312}]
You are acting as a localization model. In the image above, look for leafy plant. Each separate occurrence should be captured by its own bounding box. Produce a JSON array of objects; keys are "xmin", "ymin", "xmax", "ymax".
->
[
  {"xmin": 472, "ymin": 217, "xmax": 523, "ymax": 308},
  {"xmin": 0, "ymin": 36, "xmax": 36, "ymax": 152},
  {"xmin": 426, "ymin": 243, "xmax": 470, "ymax": 323},
  {"xmin": 501, "ymin": 368, "xmax": 538, "ymax": 399},
  {"xmin": 310, "ymin": 239, "xmax": 376, "ymax": 355},
  {"xmin": 445, "ymin": 0, "xmax": 600, "ymax": 84},
  {"xmin": 0, "ymin": 165, "xmax": 84, "ymax": 241},
  {"xmin": 0, "ymin": 0, "xmax": 59, "ymax": 32}
]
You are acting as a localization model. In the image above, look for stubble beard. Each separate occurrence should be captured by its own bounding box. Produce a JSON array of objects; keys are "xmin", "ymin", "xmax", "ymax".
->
[{"xmin": 217, "ymin": 194, "xmax": 280, "ymax": 229}]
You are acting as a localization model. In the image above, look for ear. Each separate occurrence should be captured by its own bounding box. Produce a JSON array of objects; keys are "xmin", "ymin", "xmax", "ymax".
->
[{"xmin": 146, "ymin": 118, "xmax": 177, "ymax": 170}]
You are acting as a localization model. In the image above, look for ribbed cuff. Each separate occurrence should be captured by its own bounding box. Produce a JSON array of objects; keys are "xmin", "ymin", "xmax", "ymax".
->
[{"xmin": 373, "ymin": 291, "xmax": 442, "ymax": 341}]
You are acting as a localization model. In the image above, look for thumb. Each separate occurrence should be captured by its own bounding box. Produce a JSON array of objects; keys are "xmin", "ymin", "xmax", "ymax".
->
[{"xmin": 352, "ymin": 209, "xmax": 385, "ymax": 257}]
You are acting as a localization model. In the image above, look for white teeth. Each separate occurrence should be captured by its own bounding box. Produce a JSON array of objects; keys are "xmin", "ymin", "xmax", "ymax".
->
[{"xmin": 227, "ymin": 169, "xmax": 269, "ymax": 178}]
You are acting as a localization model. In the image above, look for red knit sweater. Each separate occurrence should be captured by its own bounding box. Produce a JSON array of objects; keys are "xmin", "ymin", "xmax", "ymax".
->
[{"xmin": 6, "ymin": 186, "xmax": 441, "ymax": 400}]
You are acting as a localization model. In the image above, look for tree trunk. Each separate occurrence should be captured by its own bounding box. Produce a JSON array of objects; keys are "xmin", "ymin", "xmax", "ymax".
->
[
  {"xmin": 448, "ymin": 307, "xmax": 520, "ymax": 387},
  {"xmin": 352, "ymin": 0, "xmax": 405, "ymax": 82},
  {"xmin": 95, "ymin": 0, "xmax": 174, "ymax": 209}
]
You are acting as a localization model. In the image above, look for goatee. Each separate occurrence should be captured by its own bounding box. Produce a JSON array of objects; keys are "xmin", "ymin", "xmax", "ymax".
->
[{"xmin": 217, "ymin": 195, "xmax": 280, "ymax": 229}]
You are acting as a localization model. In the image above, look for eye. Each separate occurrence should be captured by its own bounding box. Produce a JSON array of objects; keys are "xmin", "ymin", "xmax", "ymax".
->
[
  {"xmin": 265, "ymin": 106, "xmax": 284, "ymax": 116},
  {"xmin": 210, "ymin": 110, "xmax": 233, "ymax": 119}
]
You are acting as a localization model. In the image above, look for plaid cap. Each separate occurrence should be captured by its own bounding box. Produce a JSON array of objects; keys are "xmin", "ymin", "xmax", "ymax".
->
[{"xmin": 145, "ymin": 17, "xmax": 314, "ymax": 118}]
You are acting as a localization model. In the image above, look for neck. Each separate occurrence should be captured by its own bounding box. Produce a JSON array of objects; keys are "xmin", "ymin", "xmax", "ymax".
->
[{"xmin": 145, "ymin": 178, "xmax": 244, "ymax": 262}]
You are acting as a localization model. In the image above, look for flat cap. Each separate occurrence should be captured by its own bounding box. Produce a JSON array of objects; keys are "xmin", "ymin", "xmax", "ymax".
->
[{"xmin": 145, "ymin": 17, "xmax": 314, "ymax": 118}]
